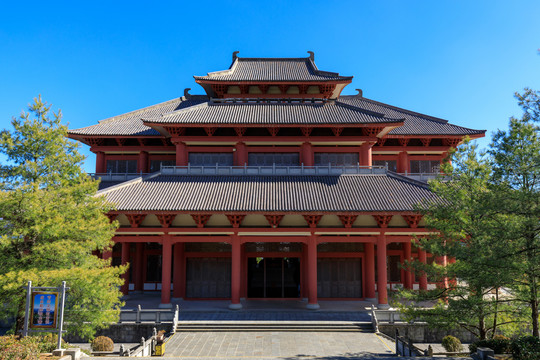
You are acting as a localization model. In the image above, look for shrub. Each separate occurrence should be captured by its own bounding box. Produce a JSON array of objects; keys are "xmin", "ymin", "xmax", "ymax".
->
[
  {"xmin": 469, "ymin": 336, "xmax": 511, "ymax": 354},
  {"xmin": 34, "ymin": 333, "xmax": 70, "ymax": 353},
  {"xmin": 511, "ymin": 336, "xmax": 540, "ymax": 360},
  {"xmin": 0, "ymin": 335, "xmax": 40, "ymax": 360},
  {"xmin": 442, "ymin": 335, "xmax": 463, "ymax": 352},
  {"xmin": 91, "ymin": 336, "xmax": 114, "ymax": 352}
]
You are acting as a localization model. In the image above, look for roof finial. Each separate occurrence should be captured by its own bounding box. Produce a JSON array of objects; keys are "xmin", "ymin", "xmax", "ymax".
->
[
  {"xmin": 307, "ymin": 51, "xmax": 315, "ymax": 61},
  {"xmin": 184, "ymin": 88, "xmax": 191, "ymax": 98},
  {"xmin": 232, "ymin": 51, "xmax": 240, "ymax": 62},
  {"xmin": 355, "ymin": 89, "xmax": 363, "ymax": 98}
]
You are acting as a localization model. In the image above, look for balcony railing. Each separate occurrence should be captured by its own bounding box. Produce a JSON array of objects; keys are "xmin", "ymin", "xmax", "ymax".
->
[{"xmin": 89, "ymin": 166, "xmax": 441, "ymax": 183}]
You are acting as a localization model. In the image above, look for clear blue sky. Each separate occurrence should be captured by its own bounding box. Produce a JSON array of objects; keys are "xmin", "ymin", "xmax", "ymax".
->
[{"xmin": 1, "ymin": 1, "xmax": 539, "ymax": 172}]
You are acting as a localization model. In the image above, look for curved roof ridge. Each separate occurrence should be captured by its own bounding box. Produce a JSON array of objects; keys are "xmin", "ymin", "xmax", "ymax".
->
[{"xmin": 96, "ymin": 97, "xmax": 182, "ymax": 125}]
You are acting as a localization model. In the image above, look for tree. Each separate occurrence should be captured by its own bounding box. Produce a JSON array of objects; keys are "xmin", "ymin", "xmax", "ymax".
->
[
  {"xmin": 0, "ymin": 96, "xmax": 125, "ymax": 339},
  {"xmin": 394, "ymin": 140, "xmax": 522, "ymax": 339},
  {"xmin": 489, "ymin": 88, "xmax": 540, "ymax": 338}
]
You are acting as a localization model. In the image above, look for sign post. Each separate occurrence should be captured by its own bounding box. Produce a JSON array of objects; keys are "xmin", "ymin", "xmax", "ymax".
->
[{"xmin": 23, "ymin": 281, "xmax": 69, "ymax": 352}]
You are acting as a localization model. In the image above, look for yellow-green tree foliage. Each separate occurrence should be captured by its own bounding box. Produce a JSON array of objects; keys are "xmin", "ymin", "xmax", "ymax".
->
[{"xmin": 0, "ymin": 96, "xmax": 125, "ymax": 339}]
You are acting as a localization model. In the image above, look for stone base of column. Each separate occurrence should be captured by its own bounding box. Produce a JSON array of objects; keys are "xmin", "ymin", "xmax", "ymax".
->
[
  {"xmin": 306, "ymin": 303, "xmax": 320, "ymax": 310},
  {"xmin": 229, "ymin": 303, "xmax": 242, "ymax": 310},
  {"xmin": 377, "ymin": 303, "xmax": 391, "ymax": 309},
  {"xmin": 158, "ymin": 303, "xmax": 173, "ymax": 309}
]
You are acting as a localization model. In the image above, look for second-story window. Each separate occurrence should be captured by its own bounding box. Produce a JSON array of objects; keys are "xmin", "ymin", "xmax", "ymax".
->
[
  {"xmin": 373, "ymin": 160, "xmax": 397, "ymax": 172},
  {"xmin": 248, "ymin": 153, "xmax": 299, "ymax": 166},
  {"xmin": 150, "ymin": 160, "xmax": 175, "ymax": 172},
  {"xmin": 314, "ymin": 153, "xmax": 359, "ymax": 166},
  {"xmin": 106, "ymin": 160, "xmax": 137, "ymax": 173},
  {"xmin": 410, "ymin": 160, "xmax": 440, "ymax": 174},
  {"xmin": 188, "ymin": 153, "xmax": 233, "ymax": 166}
]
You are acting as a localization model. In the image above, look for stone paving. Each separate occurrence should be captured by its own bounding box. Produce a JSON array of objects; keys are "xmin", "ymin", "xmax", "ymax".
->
[
  {"xmin": 162, "ymin": 330, "xmax": 395, "ymax": 359},
  {"xmin": 177, "ymin": 311, "xmax": 372, "ymax": 322}
]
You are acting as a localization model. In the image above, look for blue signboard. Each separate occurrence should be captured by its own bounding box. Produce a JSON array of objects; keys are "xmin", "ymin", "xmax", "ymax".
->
[{"xmin": 30, "ymin": 292, "xmax": 58, "ymax": 329}]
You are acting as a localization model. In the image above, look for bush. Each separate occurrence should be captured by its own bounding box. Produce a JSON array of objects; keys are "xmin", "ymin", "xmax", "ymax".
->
[
  {"xmin": 511, "ymin": 336, "xmax": 540, "ymax": 360},
  {"xmin": 91, "ymin": 336, "xmax": 114, "ymax": 352},
  {"xmin": 469, "ymin": 336, "xmax": 511, "ymax": 354},
  {"xmin": 33, "ymin": 333, "xmax": 70, "ymax": 353},
  {"xmin": 442, "ymin": 335, "xmax": 463, "ymax": 352},
  {"xmin": 0, "ymin": 335, "xmax": 40, "ymax": 360}
]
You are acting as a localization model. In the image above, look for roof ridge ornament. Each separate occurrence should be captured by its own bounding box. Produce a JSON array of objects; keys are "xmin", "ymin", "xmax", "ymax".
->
[
  {"xmin": 232, "ymin": 51, "xmax": 240, "ymax": 62},
  {"xmin": 184, "ymin": 88, "xmax": 192, "ymax": 99},
  {"xmin": 307, "ymin": 51, "xmax": 315, "ymax": 61},
  {"xmin": 356, "ymin": 89, "xmax": 363, "ymax": 98}
]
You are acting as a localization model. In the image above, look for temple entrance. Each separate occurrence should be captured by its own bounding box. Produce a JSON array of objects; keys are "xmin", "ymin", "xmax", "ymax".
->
[{"xmin": 247, "ymin": 257, "xmax": 300, "ymax": 298}]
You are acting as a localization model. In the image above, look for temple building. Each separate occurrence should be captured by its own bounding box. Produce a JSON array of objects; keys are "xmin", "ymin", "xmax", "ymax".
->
[{"xmin": 68, "ymin": 52, "xmax": 485, "ymax": 309}]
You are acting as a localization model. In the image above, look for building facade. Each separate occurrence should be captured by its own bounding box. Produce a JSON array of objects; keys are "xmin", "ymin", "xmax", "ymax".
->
[{"xmin": 68, "ymin": 52, "xmax": 485, "ymax": 309}]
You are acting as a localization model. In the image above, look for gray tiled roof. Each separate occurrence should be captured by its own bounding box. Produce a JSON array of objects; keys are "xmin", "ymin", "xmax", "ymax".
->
[
  {"xmin": 143, "ymin": 102, "xmax": 403, "ymax": 125},
  {"xmin": 338, "ymin": 96, "xmax": 485, "ymax": 136},
  {"xmin": 194, "ymin": 58, "xmax": 352, "ymax": 82},
  {"xmin": 97, "ymin": 173, "xmax": 436, "ymax": 212},
  {"xmin": 68, "ymin": 96, "xmax": 208, "ymax": 136}
]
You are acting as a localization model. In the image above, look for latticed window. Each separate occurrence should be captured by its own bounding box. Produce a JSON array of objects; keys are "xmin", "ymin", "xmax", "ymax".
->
[
  {"xmin": 150, "ymin": 160, "xmax": 175, "ymax": 172},
  {"xmin": 188, "ymin": 153, "xmax": 233, "ymax": 166},
  {"xmin": 106, "ymin": 160, "xmax": 137, "ymax": 173},
  {"xmin": 314, "ymin": 153, "xmax": 359, "ymax": 166},
  {"xmin": 410, "ymin": 160, "xmax": 440, "ymax": 173},
  {"xmin": 373, "ymin": 160, "xmax": 397, "ymax": 172},
  {"xmin": 248, "ymin": 153, "xmax": 299, "ymax": 166}
]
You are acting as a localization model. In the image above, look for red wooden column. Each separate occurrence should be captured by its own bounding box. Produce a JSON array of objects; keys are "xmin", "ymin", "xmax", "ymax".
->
[
  {"xmin": 306, "ymin": 234, "xmax": 320, "ymax": 309},
  {"xmin": 397, "ymin": 151, "xmax": 409, "ymax": 173},
  {"xmin": 359, "ymin": 142, "xmax": 373, "ymax": 166},
  {"xmin": 301, "ymin": 244, "xmax": 308, "ymax": 299},
  {"xmin": 133, "ymin": 243, "xmax": 144, "ymax": 293},
  {"xmin": 301, "ymin": 142, "xmax": 313, "ymax": 166},
  {"xmin": 172, "ymin": 243, "xmax": 185, "ymax": 299},
  {"xmin": 377, "ymin": 233, "xmax": 390, "ymax": 308},
  {"xmin": 235, "ymin": 142, "xmax": 247, "ymax": 166},
  {"xmin": 96, "ymin": 151, "xmax": 105, "ymax": 173},
  {"xmin": 173, "ymin": 141, "xmax": 187, "ymax": 166},
  {"xmin": 102, "ymin": 249, "xmax": 112, "ymax": 261},
  {"xmin": 138, "ymin": 151, "xmax": 149, "ymax": 173},
  {"xmin": 364, "ymin": 242, "xmax": 376, "ymax": 300},
  {"xmin": 120, "ymin": 242, "xmax": 130, "ymax": 295},
  {"xmin": 229, "ymin": 235, "xmax": 242, "ymax": 309},
  {"xmin": 403, "ymin": 241, "xmax": 413, "ymax": 289},
  {"xmin": 418, "ymin": 249, "xmax": 428, "ymax": 290},
  {"xmin": 160, "ymin": 236, "xmax": 172, "ymax": 308}
]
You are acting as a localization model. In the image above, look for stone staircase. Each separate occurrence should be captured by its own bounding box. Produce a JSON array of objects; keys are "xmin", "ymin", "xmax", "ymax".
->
[{"xmin": 176, "ymin": 320, "xmax": 375, "ymax": 332}]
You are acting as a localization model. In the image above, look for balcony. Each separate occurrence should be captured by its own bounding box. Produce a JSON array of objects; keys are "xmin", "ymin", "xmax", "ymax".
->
[{"xmin": 90, "ymin": 165, "xmax": 440, "ymax": 183}]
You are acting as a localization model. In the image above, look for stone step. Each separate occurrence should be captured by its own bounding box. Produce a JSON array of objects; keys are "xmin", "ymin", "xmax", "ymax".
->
[{"xmin": 176, "ymin": 321, "xmax": 374, "ymax": 332}]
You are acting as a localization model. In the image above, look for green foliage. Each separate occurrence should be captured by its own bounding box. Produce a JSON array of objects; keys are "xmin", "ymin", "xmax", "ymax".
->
[
  {"xmin": 511, "ymin": 336, "xmax": 540, "ymax": 360},
  {"xmin": 91, "ymin": 336, "xmax": 114, "ymax": 352},
  {"xmin": 469, "ymin": 335, "xmax": 511, "ymax": 354},
  {"xmin": 0, "ymin": 97, "xmax": 125, "ymax": 338},
  {"xmin": 0, "ymin": 336, "xmax": 39, "ymax": 360},
  {"xmin": 442, "ymin": 335, "xmax": 462, "ymax": 352}
]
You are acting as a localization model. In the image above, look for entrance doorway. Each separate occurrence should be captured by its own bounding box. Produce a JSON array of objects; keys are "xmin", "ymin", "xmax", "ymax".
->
[{"xmin": 247, "ymin": 258, "xmax": 300, "ymax": 298}]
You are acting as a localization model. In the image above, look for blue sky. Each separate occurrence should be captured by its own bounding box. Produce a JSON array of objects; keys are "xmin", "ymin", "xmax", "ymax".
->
[{"xmin": 0, "ymin": 1, "xmax": 539, "ymax": 172}]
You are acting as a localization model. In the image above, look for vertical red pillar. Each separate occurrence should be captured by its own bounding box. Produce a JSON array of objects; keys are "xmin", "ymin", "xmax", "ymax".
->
[
  {"xmin": 301, "ymin": 142, "xmax": 313, "ymax": 166},
  {"xmin": 134, "ymin": 243, "xmax": 144, "ymax": 292},
  {"xmin": 120, "ymin": 242, "xmax": 130, "ymax": 295},
  {"xmin": 160, "ymin": 237, "xmax": 172, "ymax": 308},
  {"xmin": 403, "ymin": 241, "xmax": 413, "ymax": 289},
  {"xmin": 102, "ymin": 249, "xmax": 112, "ymax": 261},
  {"xmin": 418, "ymin": 249, "xmax": 428, "ymax": 290},
  {"xmin": 96, "ymin": 151, "xmax": 105, "ymax": 173},
  {"xmin": 235, "ymin": 142, "xmax": 247, "ymax": 166},
  {"xmin": 174, "ymin": 141, "xmax": 187, "ymax": 166},
  {"xmin": 301, "ymin": 244, "xmax": 307, "ymax": 299},
  {"xmin": 364, "ymin": 242, "xmax": 376, "ymax": 300},
  {"xmin": 360, "ymin": 142, "xmax": 373, "ymax": 166},
  {"xmin": 377, "ymin": 233, "xmax": 390, "ymax": 308},
  {"xmin": 306, "ymin": 235, "xmax": 320, "ymax": 309},
  {"xmin": 397, "ymin": 151, "xmax": 409, "ymax": 173},
  {"xmin": 229, "ymin": 235, "xmax": 242, "ymax": 309},
  {"xmin": 172, "ymin": 242, "xmax": 184, "ymax": 299},
  {"xmin": 138, "ymin": 151, "xmax": 149, "ymax": 173}
]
